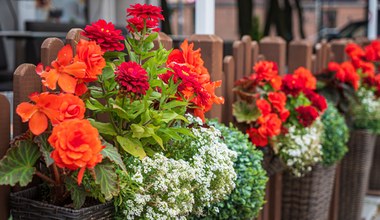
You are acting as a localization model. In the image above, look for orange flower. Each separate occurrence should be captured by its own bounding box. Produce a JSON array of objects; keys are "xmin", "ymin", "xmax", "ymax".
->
[
  {"xmin": 257, "ymin": 113, "xmax": 282, "ymax": 137},
  {"xmin": 293, "ymin": 67, "xmax": 316, "ymax": 90},
  {"xmin": 270, "ymin": 75, "xmax": 282, "ymax": 91},
  {"xmin": 247, "ymin": 127, "xmax": 268, "ymax": 147},
  {"xmin": 345, "ymin": 43, "xmax": 365, "ymax": 60},
  {"xmin": 16, "ymin": 92, "xmax": 61, "ymax": 135},
  {"xmin": 254, "ymin": 61, "xmax": 278, "ymax": 82},
  {"xmin": 38, "ymin": 45, "xmax": 87, "ymax": 93},
  {"xmin": 341, "ymin": 61, "xmax": 360, "ymax": 90},
  {"xmin": 256, "ymin": 98, "xmax": 271, "ymax": 116},
  {"xmin": 49, "ymin": 119, "xmax": 104, "ymax": 185},
  {"xmin": 56, "ymin": 93, "xmax": 86, "ymax": 124},
  {"xmin": 75, "ymin": 40, "xmax": 106, "ymax": 82}
]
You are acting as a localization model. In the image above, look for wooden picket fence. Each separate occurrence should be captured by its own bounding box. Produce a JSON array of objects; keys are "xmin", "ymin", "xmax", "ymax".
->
[{"xmin": 0, "ymin": 28, "xmax": 360, "ymax": 219}]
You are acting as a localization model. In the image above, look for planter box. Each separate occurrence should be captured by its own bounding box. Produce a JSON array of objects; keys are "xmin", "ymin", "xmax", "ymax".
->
[
  {"xmin": 282, "ymin": 163, "xmax": 336, "ymax": 220},
  {"xmin": 368, "ymin": 135, "xmax": 380, "ymax": 193},
  {"xmin": 10, "ymin": 186, "xmax": 114, "ymax": 220},
  {"xmin": 338, "ymin": 130, "xmax": 376, "ymax": 220}
]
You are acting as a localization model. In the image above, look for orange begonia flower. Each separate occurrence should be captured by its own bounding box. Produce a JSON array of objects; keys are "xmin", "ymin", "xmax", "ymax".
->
[
  {"xmin": 293, "ymin": 67, "xmax": 316, "ymax": 90},
  {"xmin": 16, "ymin": 93, "xmax": 61, "ymax": 135},
  {"xmin": 38, "ymin": 45, "xmax": 86, "ymax": 93},
  {"xmin": 49, "ymin": 119, "xmax": 104, "ymax": 185}
]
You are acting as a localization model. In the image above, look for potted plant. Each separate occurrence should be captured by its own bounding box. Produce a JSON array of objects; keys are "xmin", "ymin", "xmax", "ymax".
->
[
  {"xmin": 2, "ymin": 3, "xmax": 243, "ymax": 219},
  {"xmin": 318, "ymin": 43, "xmax": 380, "ymax": 220}
]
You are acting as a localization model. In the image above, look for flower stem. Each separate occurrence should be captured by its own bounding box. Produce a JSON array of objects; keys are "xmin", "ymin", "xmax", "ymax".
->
[
  {"xmin": 52, "ymin": 164, "xmax": 61, "ymax": 185},
  {"xmin": 35, "ymin": 171, "xmax": 57, "ymax": 185}
]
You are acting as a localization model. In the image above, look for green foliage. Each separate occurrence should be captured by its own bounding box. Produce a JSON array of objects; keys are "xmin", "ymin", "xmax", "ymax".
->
[
  {"xmin": 65, "ymin": 177, "xmax": 88, "ymax": 209},
  {"xmin": 198, "ymin": 121, "xmax": 268, "ymax": 220},
  {"xmin": 101, "ymin": 140, "xmax": 127, "ymax": 172},
  {"xmin": 0, "ymin": 138, "xmax": 41, "ymax": 187},
  {"xmin": 94, "ymin": 160, "xmax": 120, "ymax": 201},
  {"xmin": 321, "ymin": 103, "xmax": 349, "ymax": 166},
  {"xmin": 34, "ymin": 133, "xmax": 54, "ymax": 167},
  {"xmin": 232, "ymin": 100, "xmax": 260, "ymax": 124}
]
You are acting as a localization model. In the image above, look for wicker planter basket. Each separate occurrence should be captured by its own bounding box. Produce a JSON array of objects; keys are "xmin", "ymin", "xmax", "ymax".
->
[
  {"xmin": 261, "ymin": 147, "xmax": 285, "ymax": 177},
  {"xmin": 368, "ymin": 135, "xmax": 380, "ymax": 192},
  {"xmin": 281, "ymin": 163, "xmax": 336, "ymax": 220},
  {"xmin": 338, "ymin": 130, "xmax": 376, "ymax": 220},
  {"xmin": 10, "ymin": 186, "xmax": 114, "ymax": 220}
]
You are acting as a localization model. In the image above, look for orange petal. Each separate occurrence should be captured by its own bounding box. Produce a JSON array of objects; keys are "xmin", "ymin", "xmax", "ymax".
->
[
  {"xmin": 29, "ymin": 111, "xmax": 48, "ymax": 135},
  {"xmin": 57, "ymin": 45, "xmax": 74, "ymax": 66},
  {"xmin": 41, "ymin": 70, "xmax": 59, "ymax": 90},
  {"xmin": 16, "ymin": 103, "xmax": 37, "ymax": 122},
  {"xmin": 58, "ymin": 73, "xmax": 77, "ymax": 93},
  {"xmin": 77, "ymin": 167, "xmax": 86, "ymax": 185},
  {"xmin": 63, "ymin": 62, "xmax": 86, "ymax": 78}
]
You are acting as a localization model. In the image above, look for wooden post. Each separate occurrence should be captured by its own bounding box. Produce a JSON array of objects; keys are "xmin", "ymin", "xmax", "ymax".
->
[
  {"xmin": 269, "ymin": 173, "xmax": 283, "ymax": 220},
  {"xmin": 233, "ymin": 41, "xmax": 244, "ymax": 82},
  {"xmin": 251, "ymin": 41, "xmax": 260, "ymax": 67},
  {"xmin": 0, "ymin": 94, "xmax": 10, "ymax": 219},
  {"xmin": 66, "ymin": 28, "xmax": 86, "ymax": 52},
  {"xmin": 259, "ymin": 37, "xmax": 286, "ymax": 74},
  {"xmin": 330, "ymin": 39, "xmax": 349, "ymax": 63},
  {"xmin": 153, "ymin": 32, "xmax": 173, "ymax": 50},
  {"xmin": 13, "ymin": 64, "xmax": 40, "ymax": 137},
  {"xmin": 222, "ymin": 56, "xmax": 235, "ymax": 125},
  {"xmin": 188, "ymin": 35, "xmax": 223, "ymax": 120},
  {"xmin": 242, "ymin": 35, "xmax": 252, "ymax": 76},
  {"xmin": 41, "ymin": 38, "xmax": 64, "ymax": 67},
  {"xmin": 288, "ymin": 40, "xmax": 312, "ymax": 73}
]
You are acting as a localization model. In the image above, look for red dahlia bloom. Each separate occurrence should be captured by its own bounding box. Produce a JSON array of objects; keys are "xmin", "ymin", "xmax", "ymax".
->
[
  {"xmin": 82, "ymin": 19, "xmax": 125, "ymax": 52},
  {"xmin": 115, "ymin": 61, "xmax": 149, "ymax": 95},
  {"xmin": 281, "ymin": 74, "xmax": 304, "ymax": 96},
  {"xmin": 126, "ymin": 4, "xmax": 164, "ymax": 33},
  {"xmin": 295, "ymin": 106, "xmax": 319, "ymax": 127}
]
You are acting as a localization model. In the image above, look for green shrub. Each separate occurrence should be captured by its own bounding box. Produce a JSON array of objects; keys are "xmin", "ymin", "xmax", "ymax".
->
[
  {"xmin": 196, "ymin": 121, "xmax": 268, "ymax": 220},
  {"xmin": 321, "ymin": 103, "xmax": 349, "ymax": 166}
]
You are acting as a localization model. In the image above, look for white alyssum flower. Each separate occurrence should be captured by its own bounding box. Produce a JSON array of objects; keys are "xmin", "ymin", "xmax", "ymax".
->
[{"xmin": 277, "ymin": 119, "xmax": 324, "ymax": 177}]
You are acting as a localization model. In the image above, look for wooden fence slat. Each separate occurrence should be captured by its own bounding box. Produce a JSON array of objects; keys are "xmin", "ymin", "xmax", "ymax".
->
[
  {"xmin": 233, "ymin": 41, "xmax": 244, "ymax": 82},
  {"xmin": 288, "ymin": 40, "xmax": 312, "ymax": 73},
  {"xmin": 330, "ymin": 39, "xmax": 350, "ymax": 63},
  {"xmin": 66, "ymin": 28, "xmax": 86, "ymax": 52},
  {"xmin": 13, "ymin": 64, "xmax": 40, "ymax": 137},
  {"xmin": 0, "ymin": 94, "xmax": 10, "ymax": 220},
  {"xmin": 41, "ymin": 38, "xmax": 64, "ymax": 67},
  {"xmin": 153, "ymin": 32, "xmax": 173, "ymax": 50},
  {"xmin": 222, "ymin": 56, "xmax": 235, "ymax": 125},
  {"xmin": 259, "ymin": 37, "xmax": 286, "ymax": 74},
  {"xmin": 311, "ymin": 54, "xmax": 316, "ymax": 74},
  {"xmin": 188, "ymin": 35, "xmax": 223, "ymax": 120},
  {"xmin": 251, "ymin": 41, "xmax": 260, "ymax": 68},
  {"xmin": 242, "ymin": 35, "xmax": 252, "ymax": 77}
]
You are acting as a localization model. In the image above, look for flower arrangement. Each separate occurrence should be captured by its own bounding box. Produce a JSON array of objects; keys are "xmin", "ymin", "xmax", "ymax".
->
[
  {"xmin": 0, "ymin": 3, "xmax": 246, "ymax": 219},
  {"xmin": 318, "ymin": 41, "xmax": 380, "ymax": 134},
  {"xmin": 233, "ymin": 61, "xmax": 327, "ymax": 176}
]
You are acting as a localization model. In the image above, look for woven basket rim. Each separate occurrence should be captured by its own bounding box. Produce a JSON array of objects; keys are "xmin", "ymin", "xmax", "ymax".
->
[{"xmin": 10, "ymin": 186, "xmax": 113, "ymax": 214}]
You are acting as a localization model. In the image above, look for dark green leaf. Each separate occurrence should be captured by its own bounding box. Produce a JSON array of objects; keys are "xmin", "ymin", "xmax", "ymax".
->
[
  {"xmin": 94, "ymin": 161, "xmax": 119, "ymax": 201},
  {"xmin": 34, "ymin": 133, "xmax": 54, "ymax": 167},
  {"xmin": 0, "ymin": 140, "xmax": 41, "ymax": 186},
  {"xmin": 101, "ymin": 140, "xmax": 127, "ymax": 172},
  {"xmin": 65, "ymin": 177, "xmax": 87, "ymax": 209}
]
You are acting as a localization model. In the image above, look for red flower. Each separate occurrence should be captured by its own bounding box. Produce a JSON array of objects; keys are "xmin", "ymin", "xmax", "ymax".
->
[
  {"xmin": 115, "ymin": 61, "xmax": 149, "ymax": 95},
  {"xmin": 345, "ymin": 43, "xmax": 365, "ymax": 60},
  {"xmin": 126, "ymin": 4, "xmax": 164, "ymax": 33},
  {"xmin": 329, "ymin": 61, "xmax": 359, "ymax": 90},
  {"xmin": 268, "ymin": 91, "xmax": 289, "ymax": 122},
  {"xmin": 293, "ymin": 67, "xmax": 316, "ymax": 90},
  {"xmin": 253, "ymin": 61, "xmax": 278, "ymax": 82},
  {"xmin": 295, "ymin": 106, "xmax": 319, "ymax": 127},
  {"xmin": 256, "ymin": 98, "xmax": 271, "ymax": 116},
  {"xmin": 82, "ymin": 19, "xmax": 125, "ymax": 52},
  {"xmin": 281, "ymin": 74, "xmax": 304, "ymax": 96},
  {"xmin": 303, "ymin": 89, "xmax": 328, "ymax": 112},
  {"xmin": 246, "ymin": 128, "xmax": 268, "ymax": 147}
]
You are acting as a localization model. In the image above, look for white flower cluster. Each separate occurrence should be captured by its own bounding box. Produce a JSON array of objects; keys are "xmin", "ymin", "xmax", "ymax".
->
[
  {"xmin": 117, "ymin": 115, "xmax": 237, "ymax": 219},
  {"xmin": 357, "ymin": 87, "xmax": 380, "ymax": 114},
  {"xmin": 277, "ymin": 119, "xmax": 323, "ymax": 177}
]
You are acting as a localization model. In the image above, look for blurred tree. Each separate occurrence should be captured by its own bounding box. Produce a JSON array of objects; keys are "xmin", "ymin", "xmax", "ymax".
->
[{"xmin": 160, "ymin": 0, "xmax": 172, "ymax": 34}]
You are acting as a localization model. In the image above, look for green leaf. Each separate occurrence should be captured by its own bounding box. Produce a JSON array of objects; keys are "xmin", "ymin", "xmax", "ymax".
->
[
  {"xmin": 34, "ymin": 133, "xmax": 54, "ymax": 167},
  {"xmin": 151, "ymin": 133, "xmax": 164, "ymax": 150},
  {"xmin": 232, "ymin": 101, "xmax": 260, "ymax": 124},
  {"xmin": 65, "ymin": 177, "xmax": 87, "ymax": 209},
  {"xmin": 101, "ymin": 66, "xmax": 115, "ymax": 80},
  {"xmin": 116, "ymin": 136, "xmax": 146, "ymax": 159},
  {"xmin": 0, "ymin": 140, "xmax": 41, "ymax": 186},
  {"xmin": 88, "ymin": 119, "xmax": 117, "ymax": 136},
  {"xmin": 101, "ymin": 140, "xmax": 127, "ymax": 172},
  {"xmin": 161, "ymin": 111, "xmax": 187, "ymax": 123},
  {"xmin": 94, "ymin": 161, "xmax": 119, "ymax": 201},
  {"xmin": 145, "ymin": 32, "xmax": 158, "ymax": 43},
  {"xmin": 162, "ymin": 100, "xmax": 188, "ymax": 110},
  {"xmin": 86, "ymin": 98, "xmax": 105, "ymax": 111}
]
